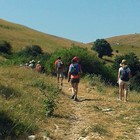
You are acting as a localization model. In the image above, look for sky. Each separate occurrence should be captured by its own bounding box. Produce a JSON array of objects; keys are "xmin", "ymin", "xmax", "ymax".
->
[{"xmin": 0, "ymin": 0, "xmax": 140, "ymax": 43}]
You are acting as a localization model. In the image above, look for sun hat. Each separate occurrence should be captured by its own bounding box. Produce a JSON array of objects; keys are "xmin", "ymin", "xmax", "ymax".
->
[{"xmin": 120, "ymin": 59, "xmax": 127, "ymax": 67}]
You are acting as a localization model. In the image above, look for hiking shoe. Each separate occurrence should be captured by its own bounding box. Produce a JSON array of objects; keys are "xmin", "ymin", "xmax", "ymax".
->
[
  {"xmin": 74, "ymin": 98, "xmax": 79, "ymax": 102},
  {"xmin": 71, "ymin": 94, "xmax": 75, "ymax": 99}
]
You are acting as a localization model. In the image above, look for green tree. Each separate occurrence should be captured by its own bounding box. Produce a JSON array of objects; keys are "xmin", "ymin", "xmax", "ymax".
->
[
  {"xmin": 0, "ymin": 40, "xmax": 12, "ymax": 54},
  {"xmin": 92, "ymin": 39, "xmax": 113, "ymax": 58}
]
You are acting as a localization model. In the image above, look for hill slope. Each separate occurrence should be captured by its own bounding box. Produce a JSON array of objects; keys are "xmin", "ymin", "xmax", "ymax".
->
[
  {"xmin": 0, "ymin": 19, "xmax": 90, "ymax": 53},
  {"xmin": 89, "ymin": 34, "xmax": 140, "ymax": 58},
  {"xmin": 0, "ymin": 66, "xmax": 140, "ymax": 139},
  {"xmin": 106, "ymin": 34, "xmax": 140, "ymax": 47},
  {"xmin": 107, "ymin": 34, "xmax": 140, "ymax": 58}
]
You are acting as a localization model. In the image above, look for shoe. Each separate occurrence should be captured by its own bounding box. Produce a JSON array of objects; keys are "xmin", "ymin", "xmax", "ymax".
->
[
  {"xmin": 74, "ymin": 97, "xmax": 79, "ymax": 101},
  {"xmin": 71, "ymin": 94, "xmax": 75, "ymax": 99}
]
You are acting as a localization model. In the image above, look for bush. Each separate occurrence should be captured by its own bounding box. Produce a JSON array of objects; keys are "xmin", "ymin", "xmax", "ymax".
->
[
  {"xmin": 45, "ymin": 45, "xmax": 117, "ymax": 84},
  {"xmin": 45, "ymin": 45, "xmax": 102, "ymax": 75},
  {"xmin": 113, "ymin": 53, "xmax": 140, "ymax": 91},
  {"xmin": 18, "ymin": 45, "xmax": 43, "ymax": 57},
  {"xmin": 0, "ymin": 40, "xmax": 12, "ymax": 54},
  {"xmin": 113, "ymin": 52, "xmax": 140, "ymax": 76},
  {"xmin": 43, "ymin": 84, "xmax": 59, "ymax": 117},
  {"xmin": 130, "ymin": 72, "xmax": 140, "ymax": 92}
]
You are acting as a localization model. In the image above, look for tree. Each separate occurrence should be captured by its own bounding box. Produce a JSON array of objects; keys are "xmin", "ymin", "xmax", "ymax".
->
[
  {"xmin": 0, "ymin": 40, "xmax": 12, "ymax": 54},
  {"xmin": 92, "ymin": 39, "xmax": 113, "ymax": 58}
]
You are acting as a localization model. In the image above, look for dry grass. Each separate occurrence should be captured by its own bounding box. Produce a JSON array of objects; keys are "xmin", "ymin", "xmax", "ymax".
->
[
  {"xmin": 0, "ymin": 19, "xmax": 90, "ymax": 53},
  {"xmin": 0, "ymin": 18, "xmax": 140, "ymax": 139},
  {"xmin": 0, "ymin": 66, "xmax": 140, "ymax": 139}
]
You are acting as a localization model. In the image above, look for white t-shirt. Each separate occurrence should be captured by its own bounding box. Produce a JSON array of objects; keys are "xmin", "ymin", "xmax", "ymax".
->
[
  {"xmin": 118, "ymin": 66, "xmax": 130, "ymax": 83},
  {"xmin": 119, "ymin": 67, "xmax": 130, "ymax": 74}
]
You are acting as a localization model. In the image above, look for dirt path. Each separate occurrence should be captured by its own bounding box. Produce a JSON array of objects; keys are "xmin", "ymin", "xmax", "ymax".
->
[
  {"xmin": 51, "ymin": 79, "xmax": 140, "ymax": 140},
  {"xmin": 60, "ymin": 80, "xmax": 103, "ymax": 140}
]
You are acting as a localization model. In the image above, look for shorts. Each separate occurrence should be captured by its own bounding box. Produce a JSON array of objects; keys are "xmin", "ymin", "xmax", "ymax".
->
[
  {"xmin": 119, "ymin": 79, "xmax": 130, "ymax": 86},
  {"xmin": 71, "ymin": 78, "xmax": 79, "ymax": 84},
  {"xmin": 57, "ymin": 69, "xmax": 64, "ymax": 78}
]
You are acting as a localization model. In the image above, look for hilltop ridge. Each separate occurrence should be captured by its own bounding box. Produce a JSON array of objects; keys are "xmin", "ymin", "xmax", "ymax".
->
[{"xmin": 0, "ymin": 19, "xmax": 90, "ymax": 53}]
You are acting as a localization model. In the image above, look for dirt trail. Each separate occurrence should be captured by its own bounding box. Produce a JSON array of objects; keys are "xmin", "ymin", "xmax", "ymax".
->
[
  {"xmin": 60, "ymin": 80, "xmax": 103, "ymax": 140},
  {"xmin": 52, "ymin": 79, "xmax": 140, "ymax": 140}
]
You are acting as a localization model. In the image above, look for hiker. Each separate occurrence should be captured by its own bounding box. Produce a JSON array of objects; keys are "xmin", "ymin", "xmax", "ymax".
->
[
  {"xmin": 118, "ymin": 59, "xmax": 131, "ymax": 102},
  {"xmin": 68, "ymin": 58, "xmax": 81, "ymax": 101},
  {"xmin": 55, "ymin": 57, "xmax": 64, "ymax": 85},
  {"xmin": 35, "ymin": 61, "xmax": 42, "ymax": 73},
  {"xmin": 28, "ymin": 60, "xmax": 35, "ymax": 69},
  {"xmin": 72, "ymin": 56, "xmax": 82, "ymax": 74}
]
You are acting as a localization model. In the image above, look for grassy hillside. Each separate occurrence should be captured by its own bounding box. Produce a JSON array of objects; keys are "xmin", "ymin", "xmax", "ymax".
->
[
  {"xmin": 0, "ymin": 66, "xmax": 140, "ymax": 139},
  {"xmin": 0, "ymin": 19, "xmax": 90, "ymax": 53},
  {"xmin": 106, "ymin": 34, "xmax": 140, "ymax": 58},
  {"xmin": 106, "ymin": 34, "xmax": 140, "ymax": 47},
  {"xmin": 0, "ymin": 19, "xmax": 140, "ymax": 139},
  {"xmin": 88, "ymin": 34, "xmax": 140, "ymax": 58}
]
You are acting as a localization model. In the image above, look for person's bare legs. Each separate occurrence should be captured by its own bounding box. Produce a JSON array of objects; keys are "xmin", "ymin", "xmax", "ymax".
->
[
  {"xmin": 71, "ymin": 83, "xmax": 78, "ymax": 100},
  {"xmin": 73, "ymin": 83, "xmax": 78, "ymax": 101},
  {"xmin": 119, "ymin": 84, "xmax": 123, "ymax": 100},
  {"xmin": 71, "ymin": 83, "xmax": 75, "ymax": 98},
  {"xmin": 60, "ymin": 73, "xmax": 64, "ymax": 86},
  {"xmin": 124, "ymin": 83, "xmax": 128, "ymax": 102},
  {"xmin": 57, "ymin": 74, "xmax": 60, "ymax": 84}
]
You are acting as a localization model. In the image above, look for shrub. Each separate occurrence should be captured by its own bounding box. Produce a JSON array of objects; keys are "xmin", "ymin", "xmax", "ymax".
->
[
  {"xmin": 130, "ymin": 72, "xmax": 140, "ymax": 92},
  {"xmin": 18, "ymin": 45, "xmax": 43, "ymax": 57},
  {"xmin": 0, "ymin": 40, "xmax": 12, "ymax": 54},
  {"xmin": 113, "ymin": 52, "xmax": 140, "ymax": 76},
  {"xmin": 46, "ymin": 45, "xmax": 117, "ymax": 84},
  {"xmin": 43, "ymin": 84, "xmax": 59, "ymax": 117},
  {"xmin": 113, "ymin": 52, "xmax": 140, "ymax": 91},
  {"xmin": 45, "ymin": 45, "xmax": 102, "ymax": 74}
]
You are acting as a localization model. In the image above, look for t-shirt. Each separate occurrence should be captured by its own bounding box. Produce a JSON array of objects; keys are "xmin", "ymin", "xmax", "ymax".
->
[
  {"xmin": 69, "ymin": 63, "xmax": 79, "ymax": 79},
  {"xmin": 119, "ymin": 66, "xmax": 130, "ymax": 81}
]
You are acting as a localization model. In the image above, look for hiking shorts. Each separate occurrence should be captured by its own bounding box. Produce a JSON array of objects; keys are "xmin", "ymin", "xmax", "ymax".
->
[
  {"xmin": 119, "ymin": 79, "xmax": 130, "ymax": 86},
  {"xmin": 57, "ymin": 69, "xmax": 64, "ymax": 78},
  {"xmin": 71, "ymin": 78, "xmax": 79, "ymax": 84}
]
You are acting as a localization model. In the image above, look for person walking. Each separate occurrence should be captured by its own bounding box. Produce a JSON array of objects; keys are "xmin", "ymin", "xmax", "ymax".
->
[
  {"xmin": 55, "ymin": 57, "xmax": 64, "ymax": 86},
  {"xmin": 68, "ymin": 57, "xmax": 81, "ymax": 101},
  {"xmin": 118, "ymin": 59, "xmax": 131, "ymax": 102},
  {"xmin": 35, "ymin": 61, "xmax": 42, "ymax": 73}
]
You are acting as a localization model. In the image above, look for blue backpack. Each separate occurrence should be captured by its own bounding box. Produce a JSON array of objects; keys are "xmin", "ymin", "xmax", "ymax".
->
[
  {"xmin": 120, "ymin": 67, "xmax": 129, "ymax": 82},
  {"xmin": 70, "ymin": 63, "xmax": 79, "ymax": 75}
]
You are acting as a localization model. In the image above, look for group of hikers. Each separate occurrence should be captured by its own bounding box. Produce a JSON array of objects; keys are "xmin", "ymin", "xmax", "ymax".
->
[
  {"xmin": 55, "ymin": 56, "xmax": 131, "ymax": 102},
  {"xmin": 24, "ymin": 60, "xmax": 45, "ymax": 73},
  {"xmin": 54, "ymin": 56, "xmax": 82, "ymax": 101}
]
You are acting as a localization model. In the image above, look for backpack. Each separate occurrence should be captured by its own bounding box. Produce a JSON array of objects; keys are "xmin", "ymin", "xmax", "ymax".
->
[
  {"xmin": 70, "ymin": 63, "xmax": 79, "ymax": 76},
  {"xmin": 120, "ymin": 67, "xmax": 129, "ymax": 82},
  {"xmin": 57, "ymin": 60, "xmax": 63, "ymax": 69}
]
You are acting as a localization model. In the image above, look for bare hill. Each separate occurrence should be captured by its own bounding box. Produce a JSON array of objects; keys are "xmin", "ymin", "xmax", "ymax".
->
[{"xmin": 0, "ymin": 19, "xmax": 90, "ymax": 53}]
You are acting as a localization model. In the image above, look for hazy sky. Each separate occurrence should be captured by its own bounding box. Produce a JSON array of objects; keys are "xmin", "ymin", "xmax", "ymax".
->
[{"xmin": 0, "ymin": 0, "xmax": 140, "ymax": 43}]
